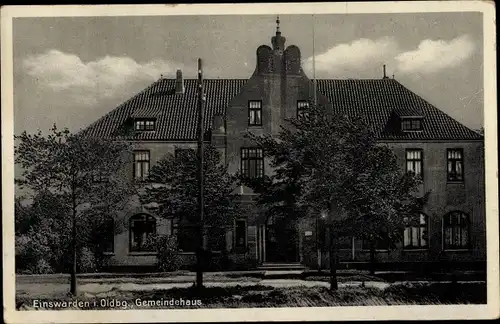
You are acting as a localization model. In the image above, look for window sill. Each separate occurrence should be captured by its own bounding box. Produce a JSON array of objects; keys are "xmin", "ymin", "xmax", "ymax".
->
[
  {"xmin": 360, "ymin": 249, "xmax": 390, "ymax": 252},
  {"xmin": 248, "ymin": 125, "xmax": 263, "ymax": 128},
  {"xmin": 102, "ymin": 252, "xmax": 115, "ymax": 256},
  {"xmin": 128, "ymin": 252, "xmax": 157, "ymax": 256},
  {"xmin": 403, "ymin": 248, "xmax": 429, "ymax": 252},
  {"xmin": 443, "ymin": 249, "xmax": 472, "ymax": 252},
  {"xmin": 447, "ymin": 181, "xmax": 464, "ymax": 184}
]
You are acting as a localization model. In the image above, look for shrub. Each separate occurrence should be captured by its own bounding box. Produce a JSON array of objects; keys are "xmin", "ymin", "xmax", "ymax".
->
[
  {"xmin": 15, "ymin": 232, "xmax": 54, "ymax": 274},
  {"xmin": 243, "ymin": 255, "xmax": 259, "ymax": 269},
  {"xmin": 15, "ymin": 191, "xmax": 122, "ymax": 274},
  {"xmin": 34, "ymin": 258, "xmax": 54, "ymax": 274},
  {"xmin": 156, "ymin": 235, "xmax": 181, "ymax": 272},
  {"xmin": 78, "ymin": 247, "xmax": 97, "ymax": 273}
]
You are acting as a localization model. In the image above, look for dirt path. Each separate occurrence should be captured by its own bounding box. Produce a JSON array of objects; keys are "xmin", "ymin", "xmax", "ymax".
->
[
  {"xmin": 17, "ymin": 279, "xmax": 393, "ymax": 298},
  {"xmin": 17, "ymin": 276, "xmax": 486, "ymax": 299}
]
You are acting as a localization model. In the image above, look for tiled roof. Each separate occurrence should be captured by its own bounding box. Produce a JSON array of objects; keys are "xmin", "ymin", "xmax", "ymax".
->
[
  {"xmin": 82, "ymin": 77, "xmax": 481, "ymax": 141},
  {"xmin": 82, "ymin": 79, "xmax": 248, "ymax": 140},
  {"xmin": 316, "ymin": 79, "xmax": 481, "ymax": 140}
]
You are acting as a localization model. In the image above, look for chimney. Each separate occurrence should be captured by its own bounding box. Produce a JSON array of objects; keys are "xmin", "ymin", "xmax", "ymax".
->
[
  {"xmin": 383, "ymin": 65, "xmax": 388, "ymax": 79},
  {"xmin": 175, "ymin": 69, "xmax": 184, "ymax": 94}
]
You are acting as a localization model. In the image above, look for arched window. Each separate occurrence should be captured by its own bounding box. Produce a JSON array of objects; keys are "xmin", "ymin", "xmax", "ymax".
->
[
  {"xmin": 129, "ymin": 214, "xmax": 156, "ymax": 252},
  {"xmin": 443, "ymin": 211, "xmax": 470, "ymax": 250},
  {"xmin": 404, "ymin": 213, "xmax": 429, "ymax": 249}
]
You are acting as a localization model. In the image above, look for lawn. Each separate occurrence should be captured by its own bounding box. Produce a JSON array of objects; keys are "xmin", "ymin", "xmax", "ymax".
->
[{"xmin": 16, "ymin": 282, "xmax": 487, "ymax": 310}]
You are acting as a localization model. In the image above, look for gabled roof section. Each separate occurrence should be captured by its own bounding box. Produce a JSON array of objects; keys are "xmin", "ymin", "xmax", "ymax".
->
[
  {"xmin": 316, "ymin": 79, "xmax": 481, "ymax": 140},
  {"xmin": 82, "ymin": 78, "xmax": 248, "ymax": 140}
]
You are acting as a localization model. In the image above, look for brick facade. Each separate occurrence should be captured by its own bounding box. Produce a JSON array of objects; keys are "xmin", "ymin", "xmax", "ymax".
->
[{"xmin": 90, "ymin": 25, "xmax": 485, "ymax": 271}]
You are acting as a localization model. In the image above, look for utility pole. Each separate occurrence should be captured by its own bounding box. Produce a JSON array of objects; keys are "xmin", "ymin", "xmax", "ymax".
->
[
  {"xmin": 196, "ymin": 58, "xmax": 205, "ymax": 289},
  {"xmin": 312, "ymin": 14, "xmax": 317, "ymax": 108},
  {"xmin": 312, "ymin": 14, "xmax": 321, "ymax": 271},
  {"xmin": 70, "ymin": 185, "xmax": 77, "ymax": 295}
]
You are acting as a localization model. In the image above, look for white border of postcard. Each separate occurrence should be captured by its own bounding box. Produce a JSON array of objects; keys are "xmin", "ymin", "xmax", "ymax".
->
[{"xmin": 2, "ymin": 1, "xmax": 498, "ymax": 323}]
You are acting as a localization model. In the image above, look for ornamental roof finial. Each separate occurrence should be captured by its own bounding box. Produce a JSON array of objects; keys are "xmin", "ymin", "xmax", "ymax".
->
[{"xmin": 271, "ymin": 15, "xmax": 286, "ymax": 50}]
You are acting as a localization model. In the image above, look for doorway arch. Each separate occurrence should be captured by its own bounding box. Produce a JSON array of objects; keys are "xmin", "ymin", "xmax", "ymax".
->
[{"xmin": 265, "ymin": 214, "xmax": 299, "ymax": 263}]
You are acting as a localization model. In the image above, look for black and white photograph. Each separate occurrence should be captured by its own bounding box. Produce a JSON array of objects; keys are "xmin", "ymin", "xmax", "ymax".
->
[{"xmin": 1, "ymin": 2, "xmax": 498, "ymax": 323}]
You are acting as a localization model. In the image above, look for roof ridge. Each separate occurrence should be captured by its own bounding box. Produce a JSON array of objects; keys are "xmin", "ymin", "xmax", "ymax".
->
[
  {"xmin": 316, "ymin": 78, "xmax": 398, "ymax": 81},
  {"xmin": 157, "ymin": 77, "xmax": 399, "ymax": 81},
  {"xmin": 157, "ymin": 78, "xmax": 250, "ymax": 81}
]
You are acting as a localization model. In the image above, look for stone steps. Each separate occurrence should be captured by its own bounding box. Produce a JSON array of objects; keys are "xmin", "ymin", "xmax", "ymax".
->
[{"xmin": 258, "ymin": 262, "xmax": 306, "ymax": 271}]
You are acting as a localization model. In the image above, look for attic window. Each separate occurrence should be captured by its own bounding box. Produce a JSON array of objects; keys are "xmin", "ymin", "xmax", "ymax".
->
[
  {"xmin": 401, "ymin": 118, "xmax": 423, "ymax": 132},
  {"xmin": 135, "ymin": 119, "xmax": 156, "ymax": 131}
]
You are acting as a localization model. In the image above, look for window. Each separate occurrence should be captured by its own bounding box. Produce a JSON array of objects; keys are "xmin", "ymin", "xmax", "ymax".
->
[
  {"xmin": 129, "ymin": 214, "xmax": 156, "ymax": 252},
  {"xmin": 401, "ymin": 118, "xmax": 423, "ymax": 131},
  {"xmin": 447, "ymin": 149, "xmax": 464, "ymax": 182},
  {"xmin": 234, "ymin": 220, "xmax": 247, "ymax": 248},
  {"xmin": 404, "ymin": 213, "xmax": 429, "ymax": 249},
  {"xmin": 406, "ymin": 149, "xmax": 423, "ymax": 178},
  {"xmin": 248, "ymin": 100, "xmax": 262, "ymax": 126},
  {"xmin": 241, "ymin": 148, "xmax": 264, "ymax": 178},
  {"xmin": 443, "ymin": 211, "xmax": 470, "ymax": 250},
  {"xmin": 102, "ymin": 217, "xmax": 114, "ymax": 253},
  {"xmin": 135, "ymin": 119, "xmax": 155, "ymax": 131},
  {"xmin": 134, "ymin": 151, "xmax": 150, "ymax": 181},
  {"xmin": 297, "ymin": 100, "xmax": 309, "ymax": 120}
]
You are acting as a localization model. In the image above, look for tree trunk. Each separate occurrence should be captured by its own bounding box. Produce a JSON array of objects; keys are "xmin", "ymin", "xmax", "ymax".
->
[
  {"xmin": 316, "ymin": 216, "xmax": 322, "ymax": 272},
  {"xmin": 196, "ymin": 225, "xmax": 204, "ymax": 289},
  {"xmin": 70, "ymin": 195, "xmax": 77, "ymax": 295},
  {"xmin": 369, "ymin": 239, "xmax": 376, "ymax": 276},
  {"xmin": 329, "ymin": 225, "xmax": 338, "ymax": 291}
]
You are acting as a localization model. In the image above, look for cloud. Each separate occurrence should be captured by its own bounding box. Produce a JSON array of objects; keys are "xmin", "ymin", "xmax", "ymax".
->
[
  {"xmin": 303, "ymin": 37, "xmax": 399, "ymax": 75},
  {"xmin": 395, "ymin": 35, "xmax": 475, "ymax": 74},
  {"xmin": 304, "ymin": 34, "xmax": 475, "ymax": 78},
  {"xmin": 22, "ymin": 50, "xmax": 183, "ymax": 105}
]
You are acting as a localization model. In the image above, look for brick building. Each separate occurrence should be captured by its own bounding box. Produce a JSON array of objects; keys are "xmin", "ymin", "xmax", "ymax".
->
[{"xmin": 83, "ymin": 21, "xmax": 485, "ymax": 271}]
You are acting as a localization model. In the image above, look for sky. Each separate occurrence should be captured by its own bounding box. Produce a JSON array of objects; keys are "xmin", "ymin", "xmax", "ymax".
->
[{"xmin": 12, "ymin": 12, "xmax": 484, "ymax": 135}]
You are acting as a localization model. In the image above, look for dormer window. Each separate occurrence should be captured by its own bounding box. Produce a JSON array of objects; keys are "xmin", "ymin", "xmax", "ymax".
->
[
  {"xmin": 401, "ymin": 118, "xmax": 423, "ymax": 132},
  {"xmin": 135, "ymin": 119, "xmax": 156, "ymax": 131}
]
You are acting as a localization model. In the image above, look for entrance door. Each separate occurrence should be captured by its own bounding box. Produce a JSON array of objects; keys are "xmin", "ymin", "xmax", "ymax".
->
[{"xmin": 265, "ymin": 215, "xmax": 298, "ymax": 262}]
